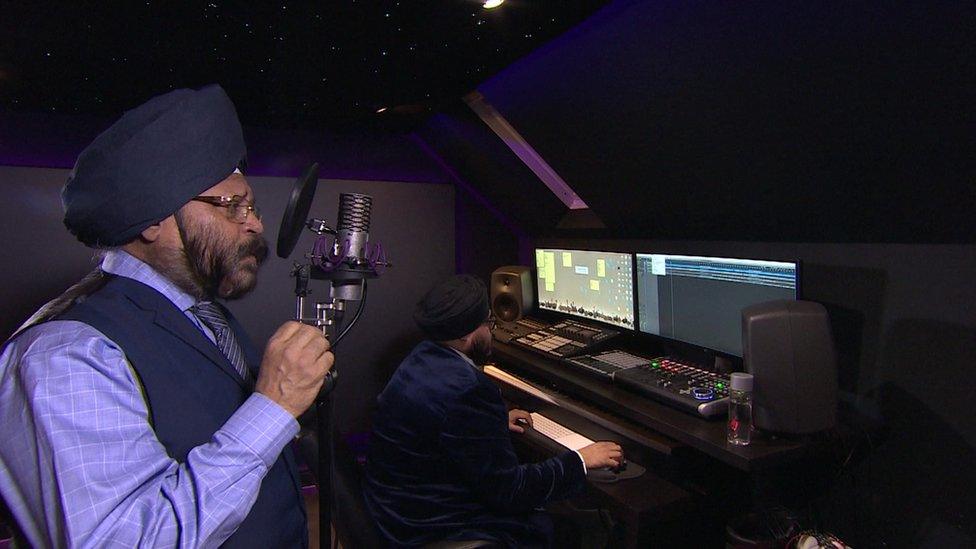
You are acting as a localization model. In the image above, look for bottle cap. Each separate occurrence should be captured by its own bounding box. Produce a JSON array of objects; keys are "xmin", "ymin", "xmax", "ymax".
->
[{"xmin": 730, "ymin": 372, "xmax": 754, "ymax": 392}]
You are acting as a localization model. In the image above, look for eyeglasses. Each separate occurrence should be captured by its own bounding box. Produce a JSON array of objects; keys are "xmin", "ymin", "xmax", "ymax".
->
[
  {"xmin": 191, "ymin": 195, "xmax": 261, "ymax": 223},
  {"xmin": 485, "ymin": 313, "xmax": 497, "ymax": 331}
]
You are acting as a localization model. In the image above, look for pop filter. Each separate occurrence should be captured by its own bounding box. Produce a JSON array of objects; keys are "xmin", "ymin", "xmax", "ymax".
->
[{"xmin": 276, "ymin": 163, "xmax": 320, "ymax": 259}]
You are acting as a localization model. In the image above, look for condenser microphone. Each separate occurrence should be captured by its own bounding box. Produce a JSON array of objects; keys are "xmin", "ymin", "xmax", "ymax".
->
[{"xmin": 329, "ymin": 192, "xmax": 372, "ymax": 301}]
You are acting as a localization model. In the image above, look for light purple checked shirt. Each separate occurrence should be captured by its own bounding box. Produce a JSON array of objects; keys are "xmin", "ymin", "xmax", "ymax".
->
[{"xmin": 0, "ymin": 250, "xmax": 299, "ymax": 548}]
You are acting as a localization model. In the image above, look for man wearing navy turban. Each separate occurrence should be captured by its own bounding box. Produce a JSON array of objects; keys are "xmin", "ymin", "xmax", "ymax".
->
[
  {"xmin": 0, "ymin": 85, "xmax": 333, "ymax": 547},
  {"xmin": 364, "ymin": 275, "xmax": 623, "ymax": 547}
]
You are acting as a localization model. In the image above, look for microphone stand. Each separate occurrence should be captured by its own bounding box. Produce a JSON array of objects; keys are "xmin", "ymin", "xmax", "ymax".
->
[
  {"xmin": 320, "ymin": 282, "xmax": 369, "ymax": 549},
  {"xmin": 293, "ymin": 262, "xmax": 369, "ymax": 549},
  {"xmin": 286, "ymin": 191, "xmax": 389, "ymax": 548}
]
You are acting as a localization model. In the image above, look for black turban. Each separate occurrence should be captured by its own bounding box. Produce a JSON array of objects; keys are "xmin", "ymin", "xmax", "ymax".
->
[
  {"xmin": 414, "ymin": 275, "xmax": 490, "ymax": 341},
  {"xmin": 62, "ymin": 84, "xmax": 247, "ymax": 247}
]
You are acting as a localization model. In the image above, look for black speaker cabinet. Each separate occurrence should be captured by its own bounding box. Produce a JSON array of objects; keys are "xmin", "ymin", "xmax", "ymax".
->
[
  {"xmin": 742, "ymin": 300, "xmax": 838, "ymax": 435},
  {"xmin": 490, "ymin": 266, "xmax": 533, "ymax": 322}
]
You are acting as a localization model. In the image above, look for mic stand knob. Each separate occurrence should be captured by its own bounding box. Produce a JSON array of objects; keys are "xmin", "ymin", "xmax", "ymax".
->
[
  {"xmin": 315, "ymin": 298, "xmax": 344, "ymax": 398},
  {"xmin": 292, "ymin": 263, "xmax": 312, "ymax": 323},
  {"xmin": 318, "ymin": 369, "xmax": 338, "ymax": 397},
  {"xmin": 307, "ymin": 218, "xmax": 336, "ymax": 235},
  {"xmin": 316, "ymin": 299, "xmax": 345, "ymax": 339}
]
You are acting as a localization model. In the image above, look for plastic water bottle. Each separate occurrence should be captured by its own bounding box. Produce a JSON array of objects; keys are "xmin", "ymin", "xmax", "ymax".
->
[{"xmin": 727, "ymin": 372, "xmax": 754, "ymax": 446}]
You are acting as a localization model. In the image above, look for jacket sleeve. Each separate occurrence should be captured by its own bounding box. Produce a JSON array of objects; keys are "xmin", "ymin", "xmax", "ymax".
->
[{"xmin": 437, "ymin": 378, "xmax": 585, "ymax": 512}]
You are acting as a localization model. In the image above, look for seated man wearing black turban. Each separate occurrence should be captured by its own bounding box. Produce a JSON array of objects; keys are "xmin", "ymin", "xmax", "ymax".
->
[
  {"xmin": 0, "ymin": 85, "xmax": 333, "ymax": 547},
  {"xmin": 364, "ymin": 275, "xmax": 623, "ymax": 547}
]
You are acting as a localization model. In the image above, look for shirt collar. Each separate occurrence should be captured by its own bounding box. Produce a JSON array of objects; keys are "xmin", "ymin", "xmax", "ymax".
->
[
  {"xmin": 100, "ymin": 249, "xmax": 200, "ymax": 313},
  {"xmin": 446, "ymin": 345, "xmax": 479, "ymax": 370}
]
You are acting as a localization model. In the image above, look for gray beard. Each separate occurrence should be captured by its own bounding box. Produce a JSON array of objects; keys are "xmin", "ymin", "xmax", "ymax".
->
[
  {"xmin": 149, "ymin": 211, "xmax": 267, "ymax": 301},
  {"xmin": 150, "ymin": 244, "xmax": 209, "ymax": 301},
  {"xmin": 468, "ymin": 344, "xmax": 492, "ymax": 366}
]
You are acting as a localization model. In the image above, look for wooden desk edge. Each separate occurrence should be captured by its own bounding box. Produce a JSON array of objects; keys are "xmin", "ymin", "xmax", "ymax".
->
[
  {"xmin": 517, "ymin": 430, "xmax": 694, "ymax": 520},
  {"xmin": 493, "ymin": 342, "xmax": 817, "ymax": 472}
]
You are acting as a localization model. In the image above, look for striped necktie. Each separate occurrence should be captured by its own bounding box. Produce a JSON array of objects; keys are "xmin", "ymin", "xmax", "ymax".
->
[{"xmin": 191, "ymin": 302, "xmax": 252, "ymax": 383}]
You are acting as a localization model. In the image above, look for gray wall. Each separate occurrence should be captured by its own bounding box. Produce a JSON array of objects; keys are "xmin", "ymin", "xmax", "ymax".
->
[{"xmin": 0, "ymin": 166, "xmax": 456, "ymax": 433}]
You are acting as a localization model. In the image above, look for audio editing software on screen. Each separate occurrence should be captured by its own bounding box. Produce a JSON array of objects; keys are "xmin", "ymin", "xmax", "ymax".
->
[
  {"xmin": 635, "ymin": 254, "xmax": 797, "ymax": 357},
  {"xmin": 535, "ymin": 249, "xmax": 634, "ymax": 329}
]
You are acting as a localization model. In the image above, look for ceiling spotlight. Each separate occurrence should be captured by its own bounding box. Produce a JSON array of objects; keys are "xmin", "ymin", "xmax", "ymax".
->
[
  {"xmin": 375, "ymin": 106, "xmax": 388, "ymax": 114},
  {"xmin": 483, "ymin": 0, "xmax": 504, "ymax": 9}
]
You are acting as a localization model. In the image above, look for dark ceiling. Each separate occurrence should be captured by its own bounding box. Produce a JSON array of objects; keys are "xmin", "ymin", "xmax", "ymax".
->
[
  {"xmin": 3, "ymin": 1, "xmax": 972, "ymax": 244},
  {"xmin": 0, "ymin": 0, "xmax": 609, "ymax": 128}
]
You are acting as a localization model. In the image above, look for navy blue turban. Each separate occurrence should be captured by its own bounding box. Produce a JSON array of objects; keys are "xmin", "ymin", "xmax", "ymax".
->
[
  {"xmin": 62, "ymin": 84, "xmax": 247, "ymax": 247},
  {"xmin": 414, "ymin": 275, "xmax": 490, "ymax": 341}
]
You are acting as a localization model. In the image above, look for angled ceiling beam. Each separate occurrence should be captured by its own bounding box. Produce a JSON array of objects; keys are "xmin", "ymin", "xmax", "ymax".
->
[{"xmin": 464, "ymin": 91, "xmax": 589, "ymax": 210}]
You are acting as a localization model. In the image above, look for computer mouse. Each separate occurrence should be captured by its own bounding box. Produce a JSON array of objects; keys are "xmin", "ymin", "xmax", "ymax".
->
[{"xmin": 611, "ymin": 458, "xmax": 628, "ymax": 474}]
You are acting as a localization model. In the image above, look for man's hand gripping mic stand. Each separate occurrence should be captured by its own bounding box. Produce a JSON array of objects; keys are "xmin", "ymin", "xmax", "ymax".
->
[{"xmin": 276, "ymin": 164, "xmax": 390, "ymax": 549}]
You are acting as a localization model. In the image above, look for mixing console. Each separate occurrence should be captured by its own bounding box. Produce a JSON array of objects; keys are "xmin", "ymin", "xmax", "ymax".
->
[
  {"xmin": 563, "ymin": 350, "xmax": 651, "ymax": 379},
  {"xmin": 613, "ymin": 356, "xmax": 730, "ymax": 418},
  {"xmin": 492, "ymin": 317, "xmax": 551, "ymax": 343},
  {"xmin": 511, "ymin": 318, "xmax": 619, "ymax": 358}
]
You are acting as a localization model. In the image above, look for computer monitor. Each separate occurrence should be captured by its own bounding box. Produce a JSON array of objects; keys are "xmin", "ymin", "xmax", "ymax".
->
[
  {"xmin": 635, "ymin": 253, "xmax": 799, "ymax": 357},
  {"xmin": 535, "ymin": 248, "xmax": 634, "ymax": 329}
]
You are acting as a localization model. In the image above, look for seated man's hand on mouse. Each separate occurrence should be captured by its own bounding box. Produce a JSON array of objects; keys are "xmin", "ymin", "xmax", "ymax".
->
[
  {"xmin": 579, "ymin": 441, "xmax": 623, "ymax": 470},
  {"xmin": 508, "ymin": 409, "xmax": 533, "ymax": 433},
  {"xmin": 611, "ymin": 458, "xmax": 628, "ymax": 473}
]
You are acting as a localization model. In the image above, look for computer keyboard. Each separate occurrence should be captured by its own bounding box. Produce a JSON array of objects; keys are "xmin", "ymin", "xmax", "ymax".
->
[
  {"xmin": 530, "ymin": 413, "xmax": 575, "ymax": 439},
  {"xmin": 529, "ymin": 412, "xmax": 594, "ymax": 451},
  {"xmin": 563, "ymin": 350, "xmax": 651, "ymax": 379}
]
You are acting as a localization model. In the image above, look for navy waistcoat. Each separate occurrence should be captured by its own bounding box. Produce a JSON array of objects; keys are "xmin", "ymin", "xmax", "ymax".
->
[{"xmin": 59, "ymin": 275, "xmax": 307, "ymax": 548}]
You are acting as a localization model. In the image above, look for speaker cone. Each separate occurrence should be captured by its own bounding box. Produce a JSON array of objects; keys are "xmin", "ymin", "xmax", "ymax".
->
[{"xmin": 493, "ymin": 294, "xmax": 520, "ymax": 322}]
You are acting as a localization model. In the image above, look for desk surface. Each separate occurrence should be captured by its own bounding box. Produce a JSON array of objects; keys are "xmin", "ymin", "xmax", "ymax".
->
[
  {"xmin": 514, "ymin": 427, "xmax": 696, "ymax": 548},
  {"xmin": 492, "ymin": 341, "xmax": 817, "ymax": 472}
]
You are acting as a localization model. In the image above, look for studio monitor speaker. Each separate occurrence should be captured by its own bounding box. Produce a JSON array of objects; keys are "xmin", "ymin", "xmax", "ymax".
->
[
  {"xmin": 742, "ymin": 300, "xmax": 838, "ymax": 435},
  {"xmin": 490, "ymin": 266, "xmax": 533, "ymax": 323}
]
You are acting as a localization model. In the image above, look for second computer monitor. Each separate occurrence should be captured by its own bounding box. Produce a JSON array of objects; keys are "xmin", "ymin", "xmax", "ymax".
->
[
  {"xmin": 635, "ymin": 253, "xmax": 798, "ymax": 357},
  {"xmin": 535, "ymin": 248, "xmax": 634, "ymax": 329}
]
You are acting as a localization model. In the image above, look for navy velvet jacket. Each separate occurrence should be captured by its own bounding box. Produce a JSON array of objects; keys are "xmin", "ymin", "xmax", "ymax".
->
[{"xmin": 364, "ymin": 341, "xmax": 586, "ymax": 548}]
